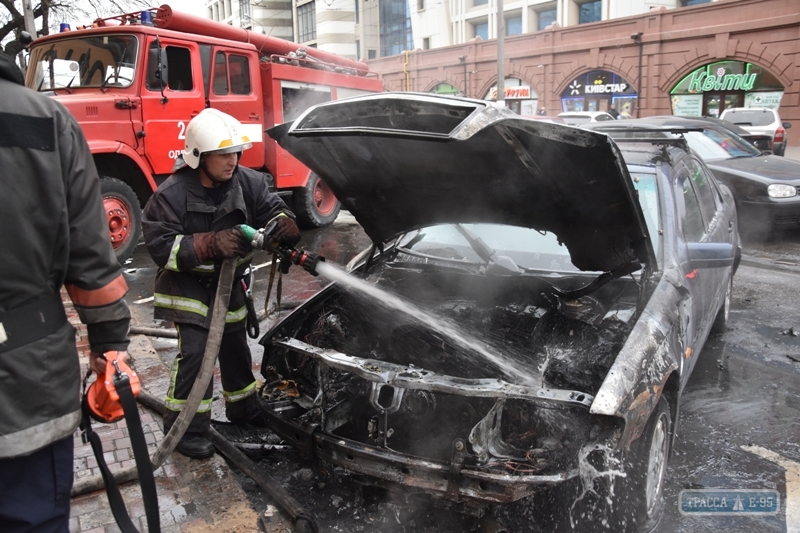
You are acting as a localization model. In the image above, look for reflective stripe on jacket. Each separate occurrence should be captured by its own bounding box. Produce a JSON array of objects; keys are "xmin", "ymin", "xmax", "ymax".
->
[{"xmin": 142, "ymin": 165, "xmax": 293, "ymax": 329}]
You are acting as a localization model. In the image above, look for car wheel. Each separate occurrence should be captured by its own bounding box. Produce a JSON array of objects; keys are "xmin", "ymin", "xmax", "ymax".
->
[
  {"xmin": 567, "ymin": 397, "xmax": 671, "ymax": 533},
  {"xmin": 100, "ymin": 177, "xmax": 141, "ymax": 263},
  {"xmin": 711, "ymin": 275, "xmax": 733, "ymax": 334},
  {"xmin": 292, "ymin": 172, "xmax": 341, "ymax": 229}
]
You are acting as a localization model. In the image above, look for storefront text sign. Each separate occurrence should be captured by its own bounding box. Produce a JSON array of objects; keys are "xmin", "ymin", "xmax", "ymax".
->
[
  {"xmin": 488, "ymin": 86, "xmax": 531, "ymax": 100},
  {"xmin": 688, "ymin": 68, "xmax": 758, "ymax": 92},
  {"xmin": 585, "ymin": 83, "xmax": 627, "ymax": 94}
]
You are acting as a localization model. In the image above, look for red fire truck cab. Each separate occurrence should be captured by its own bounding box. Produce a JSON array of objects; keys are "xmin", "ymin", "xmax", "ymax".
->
[{"xmin": 24, "ymin": 5, "xmax": 383, "ymax": 260}]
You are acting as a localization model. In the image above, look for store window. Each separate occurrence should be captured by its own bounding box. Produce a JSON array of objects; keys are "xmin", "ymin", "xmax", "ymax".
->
[
  {"xmin": 506, "ymin": 15, "xmax": 522, "ymax": 36},
  {"xmin": 484, "ymin": 77, "xmax": 538, "ymax": 115},
  {"xmin": 432, "ymin": 82, "xmax": 461, "ymax": 96},
  {"xmin": 670, "ymin": 61, "xmax": 785, "ymax": 117},
  {"xmin": 578, "ymin": 0, "xmax": 601, "ymax": 23},
  {"xmin": 561, "ymin": 70, "xmax": 636, "ymax": 116}
]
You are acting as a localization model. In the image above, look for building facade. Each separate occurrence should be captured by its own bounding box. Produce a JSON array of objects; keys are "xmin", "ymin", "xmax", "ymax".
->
[
  {"xmin": 205, "ymin": 0, "xmax": 293, "ymax": 41},
  {"xmin": 366, "ymin": 0, "xmax": 798, "ymax": 145}
]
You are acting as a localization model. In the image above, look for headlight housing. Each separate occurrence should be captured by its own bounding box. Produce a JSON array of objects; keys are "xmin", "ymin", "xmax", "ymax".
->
[{"xmin": 767, "ymin": 184, "xmax": 797, "ymax": 198}]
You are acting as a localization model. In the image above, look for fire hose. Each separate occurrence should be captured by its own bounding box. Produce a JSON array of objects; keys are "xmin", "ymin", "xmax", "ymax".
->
[{"xmin": 74, "ymin": 225, "xmax": 325, "ymax": 531}]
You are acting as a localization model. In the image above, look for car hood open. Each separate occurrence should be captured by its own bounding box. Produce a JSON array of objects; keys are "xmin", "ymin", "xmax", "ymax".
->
[{"xmin": 268, "ymin": 93, "xmax": 654, "ymax": 272}]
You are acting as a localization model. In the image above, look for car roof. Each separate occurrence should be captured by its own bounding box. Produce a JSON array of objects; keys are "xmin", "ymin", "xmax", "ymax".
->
[{"xmin": 558, "ymin": 111, "xmax": 609, "ymax": 117}]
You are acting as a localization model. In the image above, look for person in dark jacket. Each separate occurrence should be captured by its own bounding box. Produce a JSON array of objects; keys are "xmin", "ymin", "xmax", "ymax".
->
[
  {"xmin": 0, "ymin": 54, "xmax": 131, "ymax": 532},
  {"xmin": 142, "ymin": 108, "xmax": 301, "ymax": 459}
]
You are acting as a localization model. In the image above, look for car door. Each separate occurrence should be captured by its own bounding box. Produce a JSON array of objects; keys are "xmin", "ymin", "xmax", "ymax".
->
[
  {"xmin": 687, "ymin": 156, "xmax": 733, "ymax": 321},
  {"xmin": 207, "ymin": 49, "xmax": 264, "ymax": 169},
  {"xmin": 140, "ymin": 37, "xmax": 206, "ymax": 175},
  {"xmin": 677, "ymin": 157, "xmax": 732, "ymax": 379}
]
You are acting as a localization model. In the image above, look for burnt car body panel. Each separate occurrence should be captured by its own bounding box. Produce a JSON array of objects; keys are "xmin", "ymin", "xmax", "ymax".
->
[{"xmin": 260, "ymin": 94, "xmax": 739, "ymax": 516}]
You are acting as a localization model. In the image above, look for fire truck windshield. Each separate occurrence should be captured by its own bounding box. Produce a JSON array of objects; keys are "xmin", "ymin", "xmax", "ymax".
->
[{"xmin": 26, "ymin": 34, "xmax": 139, "ymax": 91}]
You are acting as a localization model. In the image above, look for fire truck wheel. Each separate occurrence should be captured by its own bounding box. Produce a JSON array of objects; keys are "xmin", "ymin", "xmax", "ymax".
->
[
  {"xmin": 292, "ymin": 173, "xmax": 341, "ymax": 229},
  {"xmin": 100, "ymin": 177, "xmax": 141, "ymax": 263}
]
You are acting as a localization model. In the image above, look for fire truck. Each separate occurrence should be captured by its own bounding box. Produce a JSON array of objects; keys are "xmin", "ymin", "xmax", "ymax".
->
[{"xmin": 23, "ymin": 5, "xmax": 383, "ymax": 261}]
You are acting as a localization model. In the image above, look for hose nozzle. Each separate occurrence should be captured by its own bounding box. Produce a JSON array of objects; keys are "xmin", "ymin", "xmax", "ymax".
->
[
  {"xmin": 236, "ymin": 223, "xmax": 324, "ymax": 276},
  {"xmin": 282, "ymin": 248, "xmax": 324, "ymax": 276}
]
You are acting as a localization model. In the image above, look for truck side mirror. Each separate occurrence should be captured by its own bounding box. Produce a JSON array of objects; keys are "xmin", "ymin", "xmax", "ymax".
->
[{"xmin": 146, "ymin": 45, "xmax": 168, "ymax": 90}]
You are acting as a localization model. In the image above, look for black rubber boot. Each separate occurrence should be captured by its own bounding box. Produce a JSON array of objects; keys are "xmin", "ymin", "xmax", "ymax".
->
[{"xmin": 176, "ymin": 435, "xmax": 215, "ymax": 459}]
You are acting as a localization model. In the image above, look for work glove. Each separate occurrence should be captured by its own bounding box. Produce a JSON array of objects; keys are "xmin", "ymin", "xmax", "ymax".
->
[
  {"xmin": 193, "ymin": 228, "xmax": 250, "ymax": 262},
  {"xmin": 270, "ymin": 215, "xmax": 301, "ymax": 248}
]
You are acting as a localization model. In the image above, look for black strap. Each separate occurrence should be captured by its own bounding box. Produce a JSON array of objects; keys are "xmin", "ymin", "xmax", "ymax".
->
[
  {"xmin": 116, "ymin": 374, "xmax": 161, "ymax": 533},
  {"xmin": 80, "ymin": 372, "xmax": 161, "ymax": 533},
  {"xmin": 0, "ymin": 292, "xmax": 66, "ymax": 353}
]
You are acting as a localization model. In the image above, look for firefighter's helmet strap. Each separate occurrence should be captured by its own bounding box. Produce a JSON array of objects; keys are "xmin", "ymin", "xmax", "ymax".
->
[{"xmin": 80, "ymin": 374, "xmax": 161, "ymax": 533}]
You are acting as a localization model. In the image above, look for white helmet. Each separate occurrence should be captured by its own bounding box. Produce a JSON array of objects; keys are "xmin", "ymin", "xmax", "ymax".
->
[{"xmin": 183, "ymin": 108, "xmax": 253, "ymax": 169}]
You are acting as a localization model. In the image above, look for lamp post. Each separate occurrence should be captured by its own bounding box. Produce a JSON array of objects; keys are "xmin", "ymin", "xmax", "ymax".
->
[
  {"xmin": 631, "ymin": 32, "xmax": 643, "ymax": 118},
  {"xmin": 459, "ymin": 56, "xmax": 467, "ymax": 97},
  {"xmin": 496, "ymin": 0, "xmax": 505, "ymax": 108}
]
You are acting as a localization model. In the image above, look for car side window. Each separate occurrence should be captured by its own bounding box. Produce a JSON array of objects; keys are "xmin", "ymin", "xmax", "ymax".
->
[
  {"xmin": 212, "ymin": 51, "xmax": 228, "ymax": 95},
  {"xmin": 164, "ymin": 46, "xmax": 193, "ymax": 91},
  {"xmin": 687, "ymin": 158, "xmax": 718, "ymax": 226},
  {"xmin": 681, "ymin": 172, "xmax": 706, "ymax": 243}
]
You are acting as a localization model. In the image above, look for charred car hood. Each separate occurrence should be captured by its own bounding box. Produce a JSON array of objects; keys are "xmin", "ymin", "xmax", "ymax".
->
[{"xmin": 269, "ymin": 93, "xmax": 654, "ymax": 272}]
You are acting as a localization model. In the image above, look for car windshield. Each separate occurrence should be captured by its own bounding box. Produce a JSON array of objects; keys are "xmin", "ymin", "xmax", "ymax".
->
[
  {"xmin": 397, "ymin": 172, "xmax": 659, "ymax": 273},
  {"xmin": 26, "ymin": 35, "xmax": 139, "ymax": 91},
  {"xmin": 682, "ymin": 128, "xmax": 762, "ymax": 160},
  {"xmin": 721, "ymin": 109, "xmax": 776, "ymax": 127}
]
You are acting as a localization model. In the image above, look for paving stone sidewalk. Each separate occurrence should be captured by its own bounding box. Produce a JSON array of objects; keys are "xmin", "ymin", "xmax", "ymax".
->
[{"xmin": 64, "ymin": 292, "xmax": 264, "ymax": 533}]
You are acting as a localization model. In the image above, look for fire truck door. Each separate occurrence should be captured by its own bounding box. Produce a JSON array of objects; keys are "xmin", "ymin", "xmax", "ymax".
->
[
  {"xmin": 207, "ymin": 49, "xmax": 264, "ymax": 169},
  {"xmin": 140, "ymin": 37, "xmax": 206, "ymax": 175}
]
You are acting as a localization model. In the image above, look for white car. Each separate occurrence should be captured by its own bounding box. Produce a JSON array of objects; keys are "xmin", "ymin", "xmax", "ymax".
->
[
  {"xmin": 557, "ymin": 111, "xmax": 617, "ymax": 125},
  {"xmin": 719, "ymin": 107, "xmax": 791, "ymax": 157}
]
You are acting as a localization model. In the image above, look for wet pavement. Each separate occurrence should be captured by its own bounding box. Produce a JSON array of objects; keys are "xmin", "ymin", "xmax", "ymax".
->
[{"xmin": 91, "ymin": 203, "xmax": 800, "ymax": 532}]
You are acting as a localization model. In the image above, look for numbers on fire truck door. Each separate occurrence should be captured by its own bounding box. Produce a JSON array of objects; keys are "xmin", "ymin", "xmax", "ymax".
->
[{"xmin": 177, "ymin": 121, "xmax": 186, "ymax": 140}]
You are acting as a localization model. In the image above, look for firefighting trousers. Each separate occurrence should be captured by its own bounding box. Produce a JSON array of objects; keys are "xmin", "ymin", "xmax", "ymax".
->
[
  {"xmin": 164, "ymin": 323, "xmax": 261, "ymax": 437},
  {"xmin": 0, "ymin": 436, "xmax": 73, "ymax": 533}
]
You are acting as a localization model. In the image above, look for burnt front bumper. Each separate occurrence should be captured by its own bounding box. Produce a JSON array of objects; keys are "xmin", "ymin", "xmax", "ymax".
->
[{"xmin": 259, "ymin": 399, "xmax": 577, "ymax": 505}]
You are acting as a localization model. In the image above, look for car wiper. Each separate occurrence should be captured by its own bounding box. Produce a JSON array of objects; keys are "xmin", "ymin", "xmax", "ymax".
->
[
  {"xmin": 454, "ymin": 224, "xmax": 495, "ymax": 264},
  {"xmin": 453, "ymin": 224, "xmax": 522, "ymax": 274},
  {"xmin": 544, "ymin": 261, "xmax": 642, "ymax": 301}
]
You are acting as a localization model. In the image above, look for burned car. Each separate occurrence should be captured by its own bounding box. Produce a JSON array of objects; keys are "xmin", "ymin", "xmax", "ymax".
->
[{"xmin": 258, "ymin": 94, "xmax": 740, "ymax": 531}]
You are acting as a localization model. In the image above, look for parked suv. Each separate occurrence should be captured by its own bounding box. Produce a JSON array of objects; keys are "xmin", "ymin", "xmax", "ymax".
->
[{"xmin": 720, "ymin": 107, "xmax": 791, "ymax": 156}]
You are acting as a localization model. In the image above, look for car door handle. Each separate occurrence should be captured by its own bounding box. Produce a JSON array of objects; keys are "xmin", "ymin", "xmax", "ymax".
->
[
  {"xmin": 190, "ymin": 111, "xmax": 200, "ymax": 117},
  {"xmin": 249, "ymin": 113, "xmax": 260, "ymax": 120}
]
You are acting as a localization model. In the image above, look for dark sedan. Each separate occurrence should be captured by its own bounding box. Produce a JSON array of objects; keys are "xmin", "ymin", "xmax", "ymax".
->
[
  {"xmin": 584, "ymin": 116, "xmax": 800, "ymax": 236},
  {"xmin": 260, "ymin": 94, "xmax": 739, "ymax": 532}
]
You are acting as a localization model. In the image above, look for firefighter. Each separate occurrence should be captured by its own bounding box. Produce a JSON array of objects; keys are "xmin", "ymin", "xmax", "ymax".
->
[
  {"xmin": 0, "ymin": 54, "xmax": 131, "ymax": 531},
  {"xmin": 142, "ymin": 108, "xmax": 301, "ymax": 459}
]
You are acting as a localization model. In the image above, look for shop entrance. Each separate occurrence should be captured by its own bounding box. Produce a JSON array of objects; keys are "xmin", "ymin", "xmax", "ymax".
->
[{"xmin": 704, "ymin": 91, "xmax": 744, "ymax": 118}]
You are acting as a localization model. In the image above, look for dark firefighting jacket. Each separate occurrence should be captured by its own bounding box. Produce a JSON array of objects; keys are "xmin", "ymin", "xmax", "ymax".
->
[
  {"xmin": 141, "ymin": 165, "xmax": 293, "ymax": 329},
  {"xmin": 0, "ymin": 54, "xmax": 130, "ymax": 458}
]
